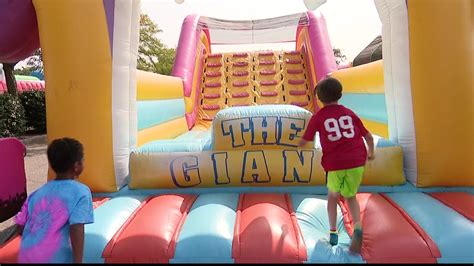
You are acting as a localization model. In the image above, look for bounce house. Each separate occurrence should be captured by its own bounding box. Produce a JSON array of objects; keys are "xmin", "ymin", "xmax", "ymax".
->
[{"xmin": 0, "ymin": 0, "xmax": 473, "ymax": 263}]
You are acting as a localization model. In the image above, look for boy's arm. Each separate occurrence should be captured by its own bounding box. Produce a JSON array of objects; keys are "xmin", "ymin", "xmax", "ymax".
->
[
  {"xmin": 16, "ymin": 224, "xmax": 24, "ymax": 236},
  {"xmin": 364, "ymin": 132, "xmax": 375, "ymax": 160},
  {"xmin": 298, "ymin": 138, "xmax": 309, "ymax": 147},
  {"xmin": 70, "ymin": 223, "xmax": 85, "ymax": 263}
]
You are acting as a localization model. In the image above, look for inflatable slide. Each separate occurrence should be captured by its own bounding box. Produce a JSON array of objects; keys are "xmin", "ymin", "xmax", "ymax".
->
[{"xmin": 0, "ymin": 0, "xmax": 472, "ymax": 263}]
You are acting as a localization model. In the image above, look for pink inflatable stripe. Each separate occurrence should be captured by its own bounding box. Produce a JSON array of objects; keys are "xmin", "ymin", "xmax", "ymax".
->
[
  {"xmin": 260, "ymin": 91, "xmax": 278, "ymax": 97},
  {"xmin": 287, "ymin": 69, "xmax": 303, "ymax": 74},
  {"xmin": 259, "ymin": 51, "xmax": 274, "ymax": 56},
  {"xmin": 202, "ymin": 116, "xmax": 214, "ymax": 121},
  {"xmin": 259, "ymin": 60, "xmax": 275, "ymax": 65},
  {"xmin": 233, "ymin": 52, "xmax": 248, "ymax": 58},
  {"xmin": 232, "ymin": 103, "xmax": 250, "ymax": 107},
  {"xmin": 208, "ymin": 53, "xmax": 222, "ymax": 58},
  {"xmin": 286, "ymin": 59, "xmax": 302, "ymax": 64},
  {"xmin": 206, "ymin": 72, "xmax": 222, "ymax": 77},
  {"xmin": 285, "ymin": 51, "xmax": 300, "ymax": 55},
  {"xmin": 203, "ymin": 93, "xmax": 220, "ymax": 99},
  {"xmin": 289, "ymin": 90, "xmax": 307, "ymax": 96},
  {"xmin": 291, "ymin": 101, "xmax": 309, "ymax": 107},
  {"xmin": 288, "ymin": 79, "xmax": 305, "ymax": 85},
  {"xmin": 233, "ymin": 71, "xmax": 249, "ymax": 77},
  {"xmin": 232, "ymin": 92, "xmax": 249, "ymax": 98},
  {"xmin": 260, "ymin": 70, "xmax": 276, "ymax": 75},
  {"xmin": 202, "ymin": 104, "xmax": 220, "ymax": 110},
  {"xmin": 233, "ymin": 81, "xmax": 249, "ymax": 87},
  {"xmin": 233, "ymin": 61, "xmax": 248, "ymax": 67},
  {"xmin": 207, "ymin": 62, "xmax": 222, "ymax": 68},
  {"xmin": 205, "ymin": 82, "xmax": 221, "ymax": 88},
  {"xmin": 260, "ymin": 80, "xmax": 277, "ymax": 86}
]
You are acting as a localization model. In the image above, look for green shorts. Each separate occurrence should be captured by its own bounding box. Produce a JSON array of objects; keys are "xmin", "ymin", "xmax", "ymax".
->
[{"xmin": 326, "ymin": 166, "xmax": 364, "ymax": 198}]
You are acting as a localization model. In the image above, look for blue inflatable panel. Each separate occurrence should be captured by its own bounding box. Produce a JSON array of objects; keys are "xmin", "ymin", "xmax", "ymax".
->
[
  {"xmin": 83, "ymin": 196, "xmax": 147, "ymax": 263},
  {"xmin": 387, "ymin": 193, "xmax": 474, "ymax": 263},
  {"xmin": 291, "ymin": 194, "xmax": 364, "ymax": 263},
  {"xmin": 137, "ymin": 99, "xmax": 185, "ymax": 131},
  {"xmin": 171, "ymin": 193, "xmax": 238, "ymax": 263},
  {"xmin": 339, "ymin": 93, "xmax": 387, "ymax": 124}
]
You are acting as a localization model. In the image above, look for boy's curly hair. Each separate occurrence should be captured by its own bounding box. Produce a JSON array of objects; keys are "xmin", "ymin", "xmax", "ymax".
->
[
  {"xmin": 315, "ymin": 77, "xmax": 343, "ymax": 103},
  {"xmin": 47, "ymin": 137, "xmax": 84, "ymax": 174}
]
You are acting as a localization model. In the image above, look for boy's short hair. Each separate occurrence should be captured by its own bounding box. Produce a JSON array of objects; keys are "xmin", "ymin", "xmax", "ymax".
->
[
  {"xmin": 315, "ymin": 77, "xmax": 343, "ymax": 103},
  {"xmin": 47, "ymin": 138, "xmax": 84, "ymax": 174}
]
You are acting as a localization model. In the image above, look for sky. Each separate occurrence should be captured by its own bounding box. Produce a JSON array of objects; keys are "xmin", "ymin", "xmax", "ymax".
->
[{"xmin": 141, "ymin": 0, "xmax": 382, "ymax": 62}]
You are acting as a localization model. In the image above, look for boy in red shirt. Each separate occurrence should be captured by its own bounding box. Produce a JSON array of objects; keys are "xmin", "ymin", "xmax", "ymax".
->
[{"xmin": 298, "ymin": 77, "xmax": 374, "ymax": 253}]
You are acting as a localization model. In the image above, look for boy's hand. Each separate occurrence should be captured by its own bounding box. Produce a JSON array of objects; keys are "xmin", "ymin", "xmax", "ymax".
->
[
  {"xmin": 367, "ymin": 151, "xmax": 375, "ymax": 160},
  {"xmin": 298, "ymin": 138, "xmax": 308, "ymax": 147}
]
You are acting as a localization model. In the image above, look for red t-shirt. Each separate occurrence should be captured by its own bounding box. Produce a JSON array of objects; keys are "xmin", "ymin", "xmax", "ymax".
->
[{"xmin": 302, "ymin": 104, "xmax": 369, "ymax": 171}]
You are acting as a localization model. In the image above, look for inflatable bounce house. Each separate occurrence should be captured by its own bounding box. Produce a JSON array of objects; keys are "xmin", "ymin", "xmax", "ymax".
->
[{"xmin": 0, "ymin": 0, "xmax": 472, "ymax": 263}]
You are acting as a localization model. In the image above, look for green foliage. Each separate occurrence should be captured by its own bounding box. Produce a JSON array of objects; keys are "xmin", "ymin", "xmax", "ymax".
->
[
  {"xmin": 0, "ymin": 93, "xmax": 26, "ymax": 137},
  {"xmin": 13, "ymin": 48, "xmax": 43, "ymax": 76},
  {"xmin": 138, "ymin": 14, "xmax": 176, "ymax": 75},
  {"xmin": 19, "ymin": 90, "xmax": 46, "ymax": 133}
]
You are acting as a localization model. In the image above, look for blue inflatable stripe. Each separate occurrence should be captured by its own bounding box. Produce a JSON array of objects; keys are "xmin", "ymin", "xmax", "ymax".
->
[
  {"xmin": 339, "ymin": 93, "xmax": 387, "ymax": 124},
  {"xmin": 386, "ymin": 193, "xmax": 474, "ymax": 263},
  {"xmin": 83, "ymin": 196, "xmax": 147, "ymax": 263},
  {"xmin": 171, "ymin": 193, "xmax": 239, "ymax": 263},
  {"xmin": 291, "ymin": 194, "xmax": 365, "ymax": 263},
  {"xmin": 137, "ymin": 99, "xmax": 185, "ymax": 131}
]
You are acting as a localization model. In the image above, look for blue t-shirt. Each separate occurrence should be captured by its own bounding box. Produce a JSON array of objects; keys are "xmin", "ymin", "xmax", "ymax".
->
[{"xmin": 15, "ymin": 179, "xmax": 94, "ymax": 263}]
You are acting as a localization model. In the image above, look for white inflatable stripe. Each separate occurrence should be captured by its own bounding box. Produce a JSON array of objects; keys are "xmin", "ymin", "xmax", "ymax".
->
[{"xmin": 375, "ymin": 0, "xmax": 417, "ymax": 184}]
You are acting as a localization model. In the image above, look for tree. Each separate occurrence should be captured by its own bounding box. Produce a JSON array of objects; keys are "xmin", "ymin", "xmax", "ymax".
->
[
  {"xmin": 13, "ymin": 48, "xmax": 43, "ymax": 77},
  {"xmin": 138, "ymin": 14, "xmax": 176, "ymax": 75},
  {"xmin": 333, "ymin": 48, "xmax": 347, "ymax": 65},
  {"xmin": 2, "ymin": 62, "xmax": 18, "ymax": 95}
]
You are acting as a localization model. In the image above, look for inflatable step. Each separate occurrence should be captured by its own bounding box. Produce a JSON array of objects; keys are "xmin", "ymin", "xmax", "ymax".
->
[
  {"xmin": 202, "ymin": 104, "xmax": 220, "ymax": 110},
  {"xmin": 285, "ymin": 59, "xmax": 302, "ymax": 64},
  {"xmin": 260, "ymin": 70, "xmax": 276, "ymax": 75},
  {"xmin": 84, "ymin": 196, "xmax": 147, "ymax": 263},
  {"xmin": 233, "ymin": 61, "xmax": 249, "ymax": 67},
  {"xmin": 287, "ymin": 69, "xmax": 303, "ymax": 74},
  {"xmin": 260, "ymin": 80, "xmax": 277, "ymax": 86},
  {"xmin": 233, "ymin": 52, "xmax": 248, "ymax": 58},
  {"xmin": 232, "ymin": 81, "xmax": 249, "ymax": 87},
  {"xmin": 291, "ymin": 194, "xmax": 364, "ymax": 263},
  {"xmin": 203, "ymin": 93, "xmax": 221, "ymax": 99},
  {"xmin": 232, "ymin": 92, "xmax": 249, "ymax": 98},
  {"xmin": 387, "ymin": 192, "xmax": 474, "ymax": 263},
  {"xmin": 284, "ymin": 51, "xmax": 301, "ymax": 55},
  {"xmin": 428, "ymin": 192, "xmax": 474, "ymax": 221},
  {"xmin": 260, "ymin": 91, "xmax": 278, "ymax": 97},
  {"xmin": 288, "ymin": 79, "xmax": 305, "ymax": 85},
  {"xmin": 204, "ymin": 82, "xmax": 221, "ymax": 88},
  {"xmin": 259, "ymin": 60, "xmax": 275, "ymax": 65},
  {"xmin": 206, "ymin": 72, "xmax": 222, "ymax": 77},
  {"xmin": 208, "ymin": 53, "xmax": 222, "ymax": 58},
  {"xmin": 339, "ymin": 193, "xmax": 439, "ymax": 263},
  {"xmin": 289, "ymin": 90, "xmax": 307, "ymax": 96},
  {"xmin": 102, "ymin": 194, "xmax": 197, "ymax": 263},
  {"xmin": 207, "ymin": 62, "xmax": 222, "ymax": 68},
  {"xmin": 171, "ymin": 193, "xmax": 239, "ymax": 263},
  {"xmin": 291, "ymin": 101, "xmax": 309, "ymax": 107},
  {"xmin": 233, "ymin": 71, "xmax": 249, "ymax": 77},
  {"xmin": 232, "ymin": 194, "xmax": 306, "ymax": 263}
]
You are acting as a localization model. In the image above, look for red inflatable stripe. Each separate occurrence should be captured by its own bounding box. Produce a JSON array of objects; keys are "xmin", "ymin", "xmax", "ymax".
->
[
  {"xmin": 232, "ymin": 92, "xmax": 249, "ymax": 98},
  {"xmin": 232, "ymin": 194, "xmax": 307, "ymax": 263},
  {"xmin": 202, "ymin": 104, "xmax": 220, "ymax": 110},
  {"xmin": 260, "ymin": 70, "xmax": 276, "ymax": 75},
  {"xmin": 207, "ymin": 62, "xmax": 222, "ymax": 68},
  {"xmin": 260, "ymin": 91, "xmax": 278, "ymax": 97},
  {"xmin": 288, "ymin": 79, "xmax": 305, "ymax": 85},
  {"xmin": 233, "ymin": 61, "xmax": 248, "ymax": 67},
  {"xmin": 287, "ymin": 69, "xmax": 303, "ymax": 74},
  {"xmin": 233, "ymin": 52, "xmax": 248, "ymax": 58},
  {"xmin": 259, "ymin": 51, "xmax": 274, "ymax": 56},
  {"xmin": 206, "ymin": 72, "xmax": 222, "ymax": 77},
  {"xmin": 259, "ymin": 60, "xmax": 275, "ymax": 65},
  {"xmin": 103, "ymin": 195, "xmax": 197, "ymax": 263},
  {"xmin": 203, "ymin": 93, "xmax": 221, "ymax": 99},
  {"xmin": 205, "ymin": 82, "xmax": 221, "ymax": 88},
  {"xmin": 208, "ymin": 53, "xmax": 222, "ymax": 58},
  {"xmin": 286, "ymin": 59, "xmax": 302, "ymax": 64},
  {"xmin": 428, "ymin": 192, "xmax": 474, "ymax": 221},
  {"xmin": 284, "ymin": 51, "xmax": 300, "ymax": 55},
  {"xmin": 260, "ymin": 80, "xmax": 277, "ymax": 86},
  {"xmin": 289, "ymin": 90, "xmax": 306, "ymax": 96},
  {"xmin": 339, "ymin": 193, "xmax": 439, "ymax": 263},
  {"xmin": 233, "ymin": 81, "xmax": 249, "ymax": 87},
  {"xmin": 233, "ymin": 71, "xmax": 249, "ymax": 77}
]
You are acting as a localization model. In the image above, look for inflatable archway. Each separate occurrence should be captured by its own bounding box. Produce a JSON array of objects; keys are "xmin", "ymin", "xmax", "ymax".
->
[{"xmin": 0, "ymin": 0, "xmax": 472, "ymax": 263}]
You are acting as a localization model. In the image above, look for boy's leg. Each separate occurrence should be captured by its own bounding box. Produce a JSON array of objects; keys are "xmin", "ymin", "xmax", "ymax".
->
[
  {"xmin": 326, "ymin": 170, "xmax": 343, "ymax": 246},
  {"xmin": 340, "ymin": 166, "xmax": 364, "ymax": 253}
]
